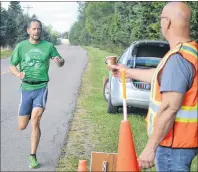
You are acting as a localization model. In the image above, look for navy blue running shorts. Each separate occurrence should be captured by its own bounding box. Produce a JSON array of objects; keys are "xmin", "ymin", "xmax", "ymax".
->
[{"xmin": 18, "ymin": 86, "xmax": 48, "ymax": 116}]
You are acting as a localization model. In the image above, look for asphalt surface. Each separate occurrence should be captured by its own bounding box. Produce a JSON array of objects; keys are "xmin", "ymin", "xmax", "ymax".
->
[{"xmin": 1, "ymin": 44, "xmax": 88, "ymax": 171}]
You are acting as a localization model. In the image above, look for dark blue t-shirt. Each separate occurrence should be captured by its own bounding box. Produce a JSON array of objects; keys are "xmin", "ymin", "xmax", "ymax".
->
[{"xmin": 160, "ymin": 53, "xmax": 195, "ymax": 93}]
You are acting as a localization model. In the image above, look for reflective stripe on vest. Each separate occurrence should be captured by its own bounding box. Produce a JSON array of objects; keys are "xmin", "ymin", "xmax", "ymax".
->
[
  {"xmin": 147, "ymin": 102, "xmax": 197, "ymax": 135},
  {"xmin": 181, "ymin": 44, "xmax": 198, "ymax": 58}
]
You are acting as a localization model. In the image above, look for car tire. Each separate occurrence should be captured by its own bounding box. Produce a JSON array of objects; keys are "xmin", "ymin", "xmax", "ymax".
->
[
  {"xmin": 107, "ymin": 85, "xmax": 119, "ymax": 114},
  {"xmin": 103, "ymin": 78, "xmax": 109, "ymax": 102}
]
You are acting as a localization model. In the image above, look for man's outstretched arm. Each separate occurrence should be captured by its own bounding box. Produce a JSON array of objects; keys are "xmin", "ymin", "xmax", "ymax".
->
[{"xmin": 109, "ymin": 64, "xmax": 156, "ymax": 84}]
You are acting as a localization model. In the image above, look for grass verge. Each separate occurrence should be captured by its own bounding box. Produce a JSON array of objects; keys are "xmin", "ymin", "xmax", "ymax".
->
[
  {"xmin": 1, "ymin": 49, "xmax": 12, "ymax": 59},
  {"xmin": 56, "ymin": 46, "xmax": 198, "ymax": 171}
]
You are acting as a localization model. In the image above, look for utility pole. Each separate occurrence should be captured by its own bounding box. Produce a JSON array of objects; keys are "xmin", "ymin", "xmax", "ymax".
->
[{"xmin": 23, "ymin": 4, "xmax": 33, "ymax": 16}]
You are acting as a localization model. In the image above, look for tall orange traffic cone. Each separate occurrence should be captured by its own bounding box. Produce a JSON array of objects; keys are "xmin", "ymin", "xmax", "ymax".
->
[
  {"xmin": 78, "ymin": 160, "xmax": 87, "ymax": 172},
  {"xmin": 115, "ymin": 69, "xmax": 140, "ymax": 171},
  {"xmin": 116, "ymin": 120, "xmax": 140, "ymax": 171}
]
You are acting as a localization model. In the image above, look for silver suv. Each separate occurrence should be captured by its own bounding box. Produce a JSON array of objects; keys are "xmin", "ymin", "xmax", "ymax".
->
[{"xmin": 103, "ymin": 40, "xmax": 170, "ymax": 114}]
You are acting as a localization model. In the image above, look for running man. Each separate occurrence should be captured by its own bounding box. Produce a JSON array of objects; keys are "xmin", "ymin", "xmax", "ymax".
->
[{"xmin": 9, "ymin": 19, "xmax": 65, "ymax": 169}]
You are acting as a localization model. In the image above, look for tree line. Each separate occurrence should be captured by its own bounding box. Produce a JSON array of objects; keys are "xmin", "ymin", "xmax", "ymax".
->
[
  {"xmin": 69, "ymin": 2, "xmax": 198, "ymax": 54},
  {"xmin": 0, "ymin": 1, "xmax": 61, "ymax": 48}
]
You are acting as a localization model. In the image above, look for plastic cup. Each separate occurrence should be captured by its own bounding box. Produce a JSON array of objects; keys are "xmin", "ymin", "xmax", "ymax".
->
[
  {"xmin": 106, "ymin": 56, "xmax": 117, "ymax": 73},
  {"xmin": 106, "ymin": 56, "xmax": 117, "ymax": 66}
]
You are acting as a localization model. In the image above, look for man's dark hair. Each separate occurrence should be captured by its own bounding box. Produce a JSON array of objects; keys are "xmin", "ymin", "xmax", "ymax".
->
[{"xmin": 28, "ymin": 19, "xmax": 42, "ymax": 29}]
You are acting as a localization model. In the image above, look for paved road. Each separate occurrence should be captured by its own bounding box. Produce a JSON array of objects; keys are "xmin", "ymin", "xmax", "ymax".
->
[{"xmin": 1, "ymin": 44, "xmax": 88, "ymax": 171}]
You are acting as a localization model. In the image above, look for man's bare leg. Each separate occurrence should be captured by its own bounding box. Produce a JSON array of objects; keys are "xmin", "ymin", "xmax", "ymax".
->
[
  {"xmin": 18, "ymin": 115, "xmax": 30, "ymax": 130},
  {"xmin": 30, "ymin": 107, "xmax": 44, "ymax": 155}
]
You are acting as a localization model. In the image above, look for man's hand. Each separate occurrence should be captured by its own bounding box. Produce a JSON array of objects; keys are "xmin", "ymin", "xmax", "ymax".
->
[
  {"xmin": 109, "ymin": 64, "xmax": 156, "ymax": 83},
  {"xmin": 9, "ymin": 65, "xmax": 26, "ymax": 80},
  {"xmin": 138, "ymin": 146, "xmax": 156, "ymax": 170},
  {"xmin": 53, "ymin": 57, "xmax": 64, "ymax": 67},
  {"xmin": 17, "ymin": 71, "xmax": 25, "ymax": 80},
  {"xmin": 109, "ymin": 64, "xmax": 130, "ymax": 78}
]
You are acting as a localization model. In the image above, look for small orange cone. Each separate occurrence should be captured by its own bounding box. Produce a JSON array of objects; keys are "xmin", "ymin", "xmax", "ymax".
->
[
  {"xmin": 116, "ymin": 120, "xmax": 140, "ymax": 171},
  {"xmin": 78, "ymin": 160, "xmax": 87, "ymax": 172}
]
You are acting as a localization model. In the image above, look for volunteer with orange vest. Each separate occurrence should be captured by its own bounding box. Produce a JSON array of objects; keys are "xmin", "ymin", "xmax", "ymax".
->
[{"xmin": 109, "ymin": 2, "xmax": 198, "ymax": 171}]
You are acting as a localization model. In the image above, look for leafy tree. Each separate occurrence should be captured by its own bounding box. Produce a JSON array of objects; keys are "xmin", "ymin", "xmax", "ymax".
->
[
  {"xmin": 62, "ymin": 32, "xmax": 69, "ymax": 39},
  {"xmin": 69, "ymin": 2, "xmax": 91, "ymax": 45},
  {"xmin": 187, "ymin": 1, "xmax": 198, "ymax": 40},
  {"xmin": 31, "ymin": 14, "xmax": 37, "ymax": 19},
  {"xmin": 15, "ymin": 14, "xmax": 29, "ymax": 43},
  {"xmin": 1, "ymin": 1, "xmax": 61, "ymax": 48},
  {"xmin": 0, "ymin": 7, "xmax": 8, "ymax": 46},
  {"xmin": 6, "ymin": 1, "xmax": 23, "ymax": 47},
  {"xmin": 8, "ymin": 1, "xmax": 23, "ymax": 15},
  {"xmin": 69, "ymin": 2, "xmax": 198, "ymax": 53}
]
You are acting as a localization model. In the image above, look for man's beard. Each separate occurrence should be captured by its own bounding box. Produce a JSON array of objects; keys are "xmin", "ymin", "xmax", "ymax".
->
[{"xmin": 32, "ymin": 35, "xmax": 40, "ymax": 41}]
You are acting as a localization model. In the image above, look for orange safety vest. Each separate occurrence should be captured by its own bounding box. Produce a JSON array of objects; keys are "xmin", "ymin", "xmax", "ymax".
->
[{"xmin": 146, "ymin": 41, "xmax": 198, "ymax": 148}]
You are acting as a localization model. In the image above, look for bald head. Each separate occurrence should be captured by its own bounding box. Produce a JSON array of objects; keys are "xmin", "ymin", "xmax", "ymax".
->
[
  {"xmin": 161, "ymin": 2, "xmax": 192, "ymax": 40},
  {"xmin": 163, "ymin": 2, "xmax": 191, "ymax": 26}
]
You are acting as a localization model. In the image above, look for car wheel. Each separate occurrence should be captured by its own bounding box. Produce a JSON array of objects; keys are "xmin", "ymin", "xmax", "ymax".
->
[
  {"xmin": 103, "ymin": 78, "xmax": 109, "ymax": 102},
  {"xmin": 107, "ymin": 87, "xmax": 119, "ymax": 114}
]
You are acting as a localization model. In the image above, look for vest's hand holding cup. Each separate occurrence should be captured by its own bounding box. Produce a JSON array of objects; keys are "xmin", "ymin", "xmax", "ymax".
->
[{"xmin": 105, "ymin": 56, "xmax": 118, "ymax": 75}]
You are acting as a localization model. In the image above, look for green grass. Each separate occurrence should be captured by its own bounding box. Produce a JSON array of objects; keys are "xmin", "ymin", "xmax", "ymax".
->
[
  {"xmin": 56, "ymin": 46, "xmax": 198, "ymax": 171},
  {"xmin": 1, "ymin": 49, "xmax": 12, "ymax": 59}
]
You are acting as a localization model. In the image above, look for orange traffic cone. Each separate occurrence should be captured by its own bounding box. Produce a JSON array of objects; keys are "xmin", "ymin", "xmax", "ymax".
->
[
  {"xmin": 116, "ymin": 120, "xmax": 140, "ymax": 171},
  {"xmin": 78, "ymin": 160, "xmax": 87, "ymax": 172}
]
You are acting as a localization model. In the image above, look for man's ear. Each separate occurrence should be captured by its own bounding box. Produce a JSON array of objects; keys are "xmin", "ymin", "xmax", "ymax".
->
[
  {"xmin": 164, "ymin": 18, "xmax": 171, "ymax": 29},
  {"xmin": 167, "ymin": 18, "xmax": 171, "ymax": 29}
]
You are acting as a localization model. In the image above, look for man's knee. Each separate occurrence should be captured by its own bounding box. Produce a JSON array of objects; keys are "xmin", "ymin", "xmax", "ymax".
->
[
  {"xmin": 31, "ymin": 112, "xmax": 42, "ymax": 126},
  {"xmin": 31, "ymin": 117, "xmax": 41, "ymax": 128},
  {"xmin": 18, "ymin": 124, "xmax": 27, "ymax": 130},
  {"xmin": 18, "ymin": 115, "xmax": 30, "ymax": 130}
]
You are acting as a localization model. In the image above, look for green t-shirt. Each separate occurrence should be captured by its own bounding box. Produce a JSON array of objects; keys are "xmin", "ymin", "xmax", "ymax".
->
[{"xmin": 10, "ymin": 40, "xmax": 62, "ymax": 90}]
